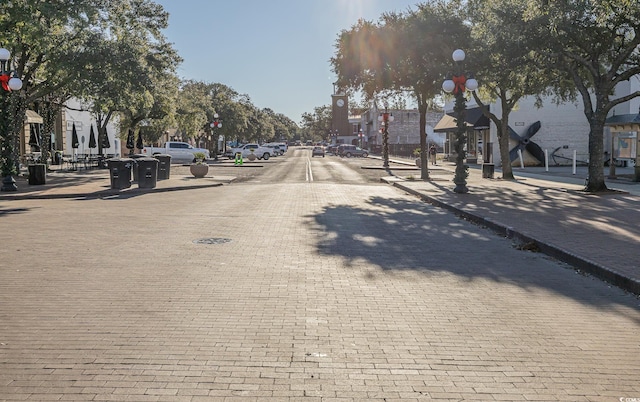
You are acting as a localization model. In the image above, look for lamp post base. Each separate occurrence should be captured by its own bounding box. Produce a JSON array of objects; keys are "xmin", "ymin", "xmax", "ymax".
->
[
  {"xmin": 453, "ymin": 181, "xmax": 468, "ymax": 194},
  {"xmin": 1, "ymin": 175, "xmax": 17, "ymax": 192}
]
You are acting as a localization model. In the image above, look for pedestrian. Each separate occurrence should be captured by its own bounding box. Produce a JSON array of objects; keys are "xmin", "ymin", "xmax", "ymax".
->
[{"xmin": 429, "ymin": 144, "xmax": 437, "ymax": 165}]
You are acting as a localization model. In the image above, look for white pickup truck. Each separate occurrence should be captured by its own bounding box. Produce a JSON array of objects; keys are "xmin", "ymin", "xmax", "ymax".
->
[
  {"xmin": 141, "ymin": 141, "xmax": 210, "ymax": 164},
  {"xmin": 227, "ymin": 143, "xmax": 273, "ymax": 160}
]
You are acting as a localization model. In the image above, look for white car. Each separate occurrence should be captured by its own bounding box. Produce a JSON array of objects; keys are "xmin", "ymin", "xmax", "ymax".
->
[{"xmin": 228, "ymin": 143, "xmax": 272, "ymax": 160}]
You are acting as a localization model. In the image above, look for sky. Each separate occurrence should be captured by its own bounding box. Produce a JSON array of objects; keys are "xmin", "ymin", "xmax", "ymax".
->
[{"xmin": 154, "ymin": 0, "xmax": 420, "ymax": 124}]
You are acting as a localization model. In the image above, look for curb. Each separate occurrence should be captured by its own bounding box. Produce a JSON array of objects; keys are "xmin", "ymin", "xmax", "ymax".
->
[
  {"xmin": 0, "ymin": 182, "xmax": 225, "ymax": 201},
  {"xmin": 389, "ymin": 180, "xmax": 640, "ymax": 295}
]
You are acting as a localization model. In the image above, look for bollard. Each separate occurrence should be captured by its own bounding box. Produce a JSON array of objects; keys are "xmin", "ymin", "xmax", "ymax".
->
[
  {"xmin": 518, "ymin": 149, "xmax": 524, "ymax": 169},
  {"xmin": 544, "ymin": 149, "xmax": 549, "ymax": 172}
]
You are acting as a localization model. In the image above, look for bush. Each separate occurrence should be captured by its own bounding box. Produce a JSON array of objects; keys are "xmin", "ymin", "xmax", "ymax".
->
[{"xmin": 193, "ymin": 152, "xmax": 206, "ymax": 163}]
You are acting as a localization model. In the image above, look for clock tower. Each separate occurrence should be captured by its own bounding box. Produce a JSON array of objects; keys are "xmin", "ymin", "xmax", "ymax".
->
[{"xmin": 331, "ymin": 94, "xmax": 350, "ymax": 141}]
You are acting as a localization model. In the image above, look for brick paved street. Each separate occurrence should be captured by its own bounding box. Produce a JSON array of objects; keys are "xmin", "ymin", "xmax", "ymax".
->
[{"xmin": 1, "ymin": 167, "xmax": 639, "ymax": 401}]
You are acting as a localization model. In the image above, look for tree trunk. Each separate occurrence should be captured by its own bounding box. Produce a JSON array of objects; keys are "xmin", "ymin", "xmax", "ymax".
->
[
  {"xmin": 38, "ymin": 100, "xmax": 60, "ymax": 170},
  {"xmin": 498, "ymin": 119, "xmax": 515, "ymax": 180},
  {"xmin": 418, "ymin": 101, "xmax": 429, "ymax": 180},
  {"xmin": 498, "ymin": 102, "xmax": 515, "ymax": 180},
  {"xmin": 585, "ymin": 114, "xmax": 608, "ymax": 192}
]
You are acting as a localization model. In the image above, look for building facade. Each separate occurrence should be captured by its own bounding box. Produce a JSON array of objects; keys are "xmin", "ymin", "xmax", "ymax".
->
[{"xmin": 19, "ymin": 98, "xmax": 120, "ymax": 169}]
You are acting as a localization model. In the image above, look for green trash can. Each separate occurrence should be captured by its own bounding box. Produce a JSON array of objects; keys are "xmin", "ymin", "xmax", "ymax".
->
[
  {"xmin": 136, "ymin": 157, "xmax": 158, "ymax": 189},
  {"xmin": 107, "ymin": 158, "xmax": 133, "ymax": 190},
  {"xmin": 154, "ymin": 154, "xmax": 171, "ymax": 180}
]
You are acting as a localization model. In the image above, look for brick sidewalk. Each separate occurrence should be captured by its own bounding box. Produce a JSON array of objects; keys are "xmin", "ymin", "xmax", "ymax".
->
[
  {"xmin": 2, "ymin": 158, "xmax": 639, "ymax": 294},
  {"xmin": 1, "ymin": 158, "xmax": 639, "ymax": 400},
  {"xmin": 384, "ymin": 163, "xmax": 640, "ymax": 294},
  {"xmin": 0, "ymin": 165, "xmax": 235, "ymax": 200}
]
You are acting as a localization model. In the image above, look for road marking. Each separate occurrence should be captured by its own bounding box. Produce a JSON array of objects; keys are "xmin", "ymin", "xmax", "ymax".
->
[{"xmin": 306, "ymin": 157, "xmax": 314, "ymax": 182}]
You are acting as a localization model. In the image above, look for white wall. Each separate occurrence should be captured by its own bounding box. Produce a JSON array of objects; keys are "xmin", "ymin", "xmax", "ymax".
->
[
  {"xmin": 63, "ymin": 99, "xmax": 119, "ymax": 156},
  {"xmin": 491, "ymin": 96, "xmax": 591, "ymax": 166}
]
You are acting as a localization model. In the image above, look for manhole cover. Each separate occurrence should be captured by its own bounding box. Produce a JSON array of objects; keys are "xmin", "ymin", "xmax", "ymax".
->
[{"xmin": 193, "ymin": 238, "xmax": 232, "ymax": 245}]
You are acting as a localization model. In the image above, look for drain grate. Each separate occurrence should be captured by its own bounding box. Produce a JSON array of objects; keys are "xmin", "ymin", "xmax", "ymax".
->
[{"xmin": 193, "ymin": 238, "xmax": 232, "ymax": 245}]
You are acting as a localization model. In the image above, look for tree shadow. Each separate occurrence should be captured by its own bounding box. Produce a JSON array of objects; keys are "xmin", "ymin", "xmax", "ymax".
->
[
  {"xmin": 0, "ymin": 207, "xmax": 32, "ymax": 216},
  {"xmin": 310, "ymin": 195, "xmax": 639, "ymax": 320}
]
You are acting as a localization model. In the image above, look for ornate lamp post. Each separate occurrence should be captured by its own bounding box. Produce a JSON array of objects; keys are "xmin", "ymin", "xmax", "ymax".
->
[
  {"xmin": 0, "ymin": 48, "xmax": 24, "ymax": 192},
  {"xmin": 210, "ymin": 113, "xmax": 222, "ymax": 161},
  {"xmin": 378, "ymin": 110, "xmax": 394, "ymax": 168},
  {"xmin": 442, "ymin": 49, "xmax": 478, "ymax": 194},
  {"xmin": 328, "ymin": 129, "xmax": 338, "ymax": 145}
]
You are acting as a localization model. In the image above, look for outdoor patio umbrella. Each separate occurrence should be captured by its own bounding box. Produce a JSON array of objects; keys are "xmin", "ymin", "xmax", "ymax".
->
[
  {"xmin": 126, "ymin": 128, "xmax": 135, "ymax": 154},
  {"xmin": 71, "ymin": 123, "xmax": 79, "ymax": 149},
  {"xmin": 88, "ymin": 125, "xmax": 97, "ymax": 157},
  {"xmin": 136, "ymin": 131, "xmax": 143, "ymax": 152},
  {"xmin": 101, "ymin": 128, "xmax": 111, "ymax": 152},
  {"xmin": 28, "ymin": 123, "xmax": 40, "ymax": 151}
]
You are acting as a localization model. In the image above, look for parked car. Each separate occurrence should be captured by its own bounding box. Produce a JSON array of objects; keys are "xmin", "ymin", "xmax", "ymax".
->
[
  {"xmin": 337, "ymin": 144, "xmax": 368, "ymax": 158},
  {"xmin": 263, "ymin": 144, "xmax": 283, "ymax": 156},
  {"xmin": 311, "ymin": 146, "xmax": 325, "ymax": 157},
  {"xmin": 141, "ymin": 141, "xmax": 210, "ymax": 164},
  {"xmin": 227, "ymin": 143, "xmax": 273, "ymax": 160}
]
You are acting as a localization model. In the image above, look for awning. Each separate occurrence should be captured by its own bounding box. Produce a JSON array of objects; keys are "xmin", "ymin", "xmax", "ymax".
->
[
  {"xmin": 25, "ymin": 110, "xmax": 43, "ymax": 124},
  {"xmin": 605, "ymin": 113, "xmax": 640, "ymax": 125},
  {"xmin": 434, "ymin": 107, "xmax": 490, "ymax": 132},
  {"xmin": 434, "ymin": 114, "xmax": 465, "ymax": 132}
]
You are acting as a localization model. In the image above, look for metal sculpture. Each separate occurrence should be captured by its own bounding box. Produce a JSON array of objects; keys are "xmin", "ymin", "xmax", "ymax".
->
[{"xmin": 509, "ymin": 121, "xmax": 545, "ymax": 164}]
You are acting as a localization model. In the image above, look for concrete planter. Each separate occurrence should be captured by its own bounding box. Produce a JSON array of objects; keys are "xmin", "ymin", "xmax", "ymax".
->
[{"xmin": 190, "ymin": 163, "xmax": 208, "ymax": 178}]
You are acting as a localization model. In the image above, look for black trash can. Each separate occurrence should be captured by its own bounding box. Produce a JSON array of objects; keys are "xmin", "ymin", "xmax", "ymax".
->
[
  {"xmin": 53, "ymin": 151, "xmax": 62, "ymax": 165},
  {"xmin": 107, "ymin": 158, "xmax": 133, "ymax": 190},
  {"xmin": 136, "ymin": 157, "xmax": 158, "ymax": 189},
  {"xmin": 482, "ymin": 163, "xmax": 495, "ymax": 179},
  {"xmin": 154, "ymin": 154, "xmax": 171, "ymax": 180},
  {"xmin": 129, "ymin": 154, "xmax": 147, "ymax": 182},
  {"xmin": 28, "ymin": 164, "xmax": 46, "ymax": 185}
]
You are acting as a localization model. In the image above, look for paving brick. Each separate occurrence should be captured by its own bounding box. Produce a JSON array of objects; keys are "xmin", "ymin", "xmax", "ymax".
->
[{"xmin": 0, "ymin": 160, "xmax": 638, "ymax": 400}]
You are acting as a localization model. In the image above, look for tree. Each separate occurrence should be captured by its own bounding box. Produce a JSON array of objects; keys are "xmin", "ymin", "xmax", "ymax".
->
[
  {"xmin": 300, "ymin": 105, "xmax": 332, "ymax": 142},
  {"xmin": 467, "ymin": 0, "xmax": 556, "ymax": 180},
  {"xmin": 0, "ymin": 0, "xmax": 108, "ymax": 173},
  {"xmin": 175, "ymin": 80, "xmax": 210, "ymax": 141},
  {"xmin": 262, "ymin": 108, "xmax": 298, "ymax": 142},
  {"xmin": 531, "ymin": 0, "xmax": 640, "ymax": 192},
  {"xmin": 331, "ymin": 1, "xmax": 469, "ymax": 179},
  {"xmin": 86, "ymin": 0, "xmax": 181, "ymax": 147}
]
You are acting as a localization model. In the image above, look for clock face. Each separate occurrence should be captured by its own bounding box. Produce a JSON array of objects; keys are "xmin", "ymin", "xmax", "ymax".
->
[{"xmin": 336, "ymin": 99, "xmax": 345, "ymax": 107}]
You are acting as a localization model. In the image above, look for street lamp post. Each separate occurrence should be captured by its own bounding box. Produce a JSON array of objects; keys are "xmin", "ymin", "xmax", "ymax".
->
[
  {"xmin": 0, "ymin": 48, "xmax": 24, "ymax": 192},
  {"xmin": 328, "ymin": 129, "xmax": 338, "ymax": 145},
  {"xmin": 378, "ymin": 110, "xmax": 394, "ymax": 168},
  {"xmin": 210, "ymin": 113, "xmax": 222, "ymax": 161},
  {"xmin": 442, "ymin": 49, "xmax": 478, "ymax": 194}
]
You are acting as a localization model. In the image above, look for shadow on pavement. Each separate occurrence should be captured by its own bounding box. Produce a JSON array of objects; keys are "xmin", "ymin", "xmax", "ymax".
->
[
  {"xmin": 0, "ymin": 207, "xmax": 33, "ymax": 216},
  {"xmin": 311, "ymin": 195, "xmax": 640, "ymax": 320}
]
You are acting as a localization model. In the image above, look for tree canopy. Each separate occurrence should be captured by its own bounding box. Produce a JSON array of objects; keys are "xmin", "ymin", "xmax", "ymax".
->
[{"xmin": 331, "ymin": 1, "xmax": 469, "ymax": 179}]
